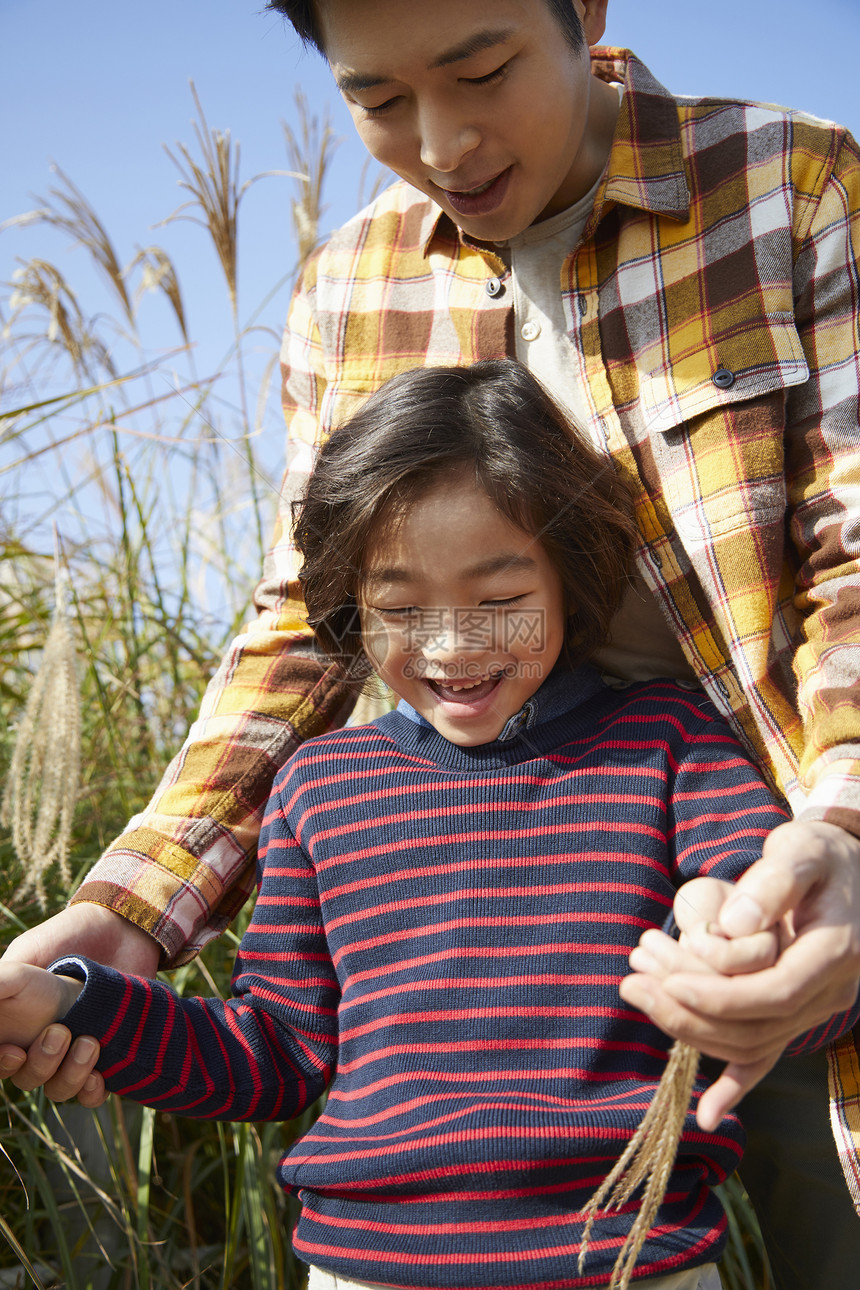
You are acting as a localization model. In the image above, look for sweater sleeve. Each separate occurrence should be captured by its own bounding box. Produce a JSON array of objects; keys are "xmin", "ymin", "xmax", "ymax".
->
[
  {"xmin": 52, "ymin": 780, "xmax": 339, "ymax": 1119},
  {"xmin": 69, "ymin": 256, "xmax": 357, "ymax": 968},
  {"xmin": 667, "ymin": 701, "xmax": 860, "ymax": 1050}
]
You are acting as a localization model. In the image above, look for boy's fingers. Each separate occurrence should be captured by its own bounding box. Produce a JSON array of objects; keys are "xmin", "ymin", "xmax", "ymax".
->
[
  {"xmin": 0, "ymin": 1048, "xmax": 26, "ymax": 1078},
  {"xmin": 43, "ymin": 1036, "xmax": 105, "ymax": 1105},
  {"xmin": 673, "ymin": 877, "xmax": 733, "ymax": 933},
  {"xmin": 629, "ymin": 930, "xmax": 715, "ymax": 979},
  {"xmin": 681, "ymin": 925, "xmax": 780, "ymax": 976}
]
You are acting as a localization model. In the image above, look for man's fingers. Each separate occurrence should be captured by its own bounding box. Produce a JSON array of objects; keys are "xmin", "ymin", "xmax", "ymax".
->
[
  {"xmin": 5, "ymin": 1026, "xmax": 104, "ymax": 1103},
  {"xmin": 695, "ymin": 1054, "xmax": 780, "ymax": 1133},
  {"xmin": 662, "ymin": 923, "xmax": 859, "ymax": 1021},
  {"xmin": 717, "ymin": 820, "xmax": 860, "ymax": 938},
  {"xmin": 619, "ymin": 972, "xmax": 809, "ymax": 1064},
  {"xmin": 43, "ymin": 1036, "xmax": 105, "ymax": 1105}
]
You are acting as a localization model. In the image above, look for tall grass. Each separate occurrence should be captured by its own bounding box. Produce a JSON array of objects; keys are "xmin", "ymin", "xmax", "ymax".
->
[{"xmin": 0, "ymin": 90, "xmax": 771, "ymax": 1289}]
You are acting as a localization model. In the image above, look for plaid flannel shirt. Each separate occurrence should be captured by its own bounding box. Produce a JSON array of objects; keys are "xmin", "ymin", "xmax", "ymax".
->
[{"xmin": 74, "ymin": 48, "xmax": 860, "ymax": 1195}]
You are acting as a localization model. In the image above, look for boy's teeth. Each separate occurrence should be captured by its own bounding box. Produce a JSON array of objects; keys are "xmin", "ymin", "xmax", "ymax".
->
[{"xmin": 446, "ymin": 678, "xmax": 489, "ymax": 691}]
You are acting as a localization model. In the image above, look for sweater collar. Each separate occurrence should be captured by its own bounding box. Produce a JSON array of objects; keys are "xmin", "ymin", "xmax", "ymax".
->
[{"xmin": 420, "ymin": 46, "xmax": 691, "ymax": 257}]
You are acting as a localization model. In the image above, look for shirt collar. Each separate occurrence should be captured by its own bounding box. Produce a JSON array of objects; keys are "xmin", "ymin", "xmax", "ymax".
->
[
  {"xmin": 421, "ymin": 46, "xmax": 690, "ymax": 258},
  {"xmin": 395, "ymin": 664, "xmax": 606, "ymax": 744}
]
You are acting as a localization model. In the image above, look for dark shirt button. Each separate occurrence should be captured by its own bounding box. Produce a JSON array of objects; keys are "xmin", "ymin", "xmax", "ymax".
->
[
  {"xmin": 713, "ymin": 366, "xmax": 736, "ymax": 389},
  {"xmin": 485, "ymin": 277, "xmax": 504, "ymax": 298}
]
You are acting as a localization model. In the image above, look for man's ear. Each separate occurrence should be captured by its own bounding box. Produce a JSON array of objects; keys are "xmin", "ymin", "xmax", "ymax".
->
[{"xmin": 576, "ymin": 0, "xmax": 609, "ymax": 46}]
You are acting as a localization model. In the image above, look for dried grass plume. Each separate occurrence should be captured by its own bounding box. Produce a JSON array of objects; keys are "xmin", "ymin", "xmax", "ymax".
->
[
  {"xmin": 1, "ymin": 542, "xmax": 82, "ymax": 909},
  {"xmin": 577, "ymin": 1040, "xmax": 700, "ymax": 1289}
]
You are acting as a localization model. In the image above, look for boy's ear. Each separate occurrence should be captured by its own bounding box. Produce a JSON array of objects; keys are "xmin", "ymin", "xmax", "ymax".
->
[{"xmin": 577, "ymin": 0, "xmax": 609, "ymax": 46}]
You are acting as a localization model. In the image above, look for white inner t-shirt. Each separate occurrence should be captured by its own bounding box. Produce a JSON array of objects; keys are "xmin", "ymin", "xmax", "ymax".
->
[{"xmin": 496, "ymin": 182, "xmax": 697, "ymax": 686}]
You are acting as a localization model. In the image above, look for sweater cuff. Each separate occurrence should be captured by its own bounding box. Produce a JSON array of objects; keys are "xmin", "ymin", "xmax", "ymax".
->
[{"xmin": 48, "ymin": 956, "xmax": 134, "ymax": 1045}]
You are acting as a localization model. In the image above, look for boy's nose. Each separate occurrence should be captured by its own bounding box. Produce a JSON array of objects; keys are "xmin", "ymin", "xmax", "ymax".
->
[
  {"xmin": 421, "ymin": 616, "xmax": 482, "ymax": 671},
  {"xmin": 418, "ymin": 109, "xmax": 481, "ymax": 174}
]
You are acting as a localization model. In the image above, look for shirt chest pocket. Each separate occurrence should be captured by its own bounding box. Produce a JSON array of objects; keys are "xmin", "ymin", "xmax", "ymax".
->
[{"xmin": 640, "ymin": 318, "xmax": 809, "ymax": 543}]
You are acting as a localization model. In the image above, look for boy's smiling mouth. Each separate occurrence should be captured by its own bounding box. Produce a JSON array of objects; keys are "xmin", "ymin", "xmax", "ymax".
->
[{"xmin": 425, "ymin": 674, "xmax": 503, "ymax": 704}]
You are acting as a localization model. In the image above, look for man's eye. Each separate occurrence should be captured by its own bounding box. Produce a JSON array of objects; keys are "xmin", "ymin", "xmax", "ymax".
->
[
  {"xmin": 362, "ymin": 96, "xmax": 402, "ymax": 118},
  {"xmin": 464, "ymin": 62, "xmax": 509, "ymax": 87}
]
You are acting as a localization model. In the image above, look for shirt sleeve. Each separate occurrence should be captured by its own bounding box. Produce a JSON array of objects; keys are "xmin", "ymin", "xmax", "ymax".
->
[
  {"xmin": 69, "ymin": 256, "xmax": 357, "ymax": 967},
  {"xmin": 786, "ymin": 128, "xmax": 860, "ymax": 838},
  {"xmin": 53, "ymin": 776, "xmax": 339, "ymax": 1118}
]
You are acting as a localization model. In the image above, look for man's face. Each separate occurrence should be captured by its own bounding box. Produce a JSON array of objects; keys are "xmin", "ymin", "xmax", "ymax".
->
[{"xmin": 320, "ymin": 0, "xmax": 615, "ymax": 243}]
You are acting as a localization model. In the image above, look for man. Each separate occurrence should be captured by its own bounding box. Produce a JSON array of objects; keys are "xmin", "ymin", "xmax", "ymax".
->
[{"xmin": 4, "ymin": 1, "xmax": 860, "ymax": 1284}]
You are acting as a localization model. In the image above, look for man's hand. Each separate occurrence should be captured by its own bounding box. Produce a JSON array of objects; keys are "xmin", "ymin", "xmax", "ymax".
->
[
  {"xmin": 620, "ymin": 820, "xmax": 860, "ymax": 1131},
  {"xmin": 0, "ymin": 904, "xmax": 161, "ymax": 1104},
  {"xmin": 0, "ymin": 964, "xmax": 83, "ymax": 1051}
]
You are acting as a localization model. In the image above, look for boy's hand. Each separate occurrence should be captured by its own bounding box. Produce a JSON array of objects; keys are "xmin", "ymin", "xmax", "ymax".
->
[
  {"xmin": 629, "ymin": 876, "xmax": 783, "ymax": 981},
  {"xmin": 0, "ymin": 904, "xmax": 160, "ymax": 1103},
  {"xmin": 0, "ymin": 964, "xmax": 83, "ymax": 1053}
]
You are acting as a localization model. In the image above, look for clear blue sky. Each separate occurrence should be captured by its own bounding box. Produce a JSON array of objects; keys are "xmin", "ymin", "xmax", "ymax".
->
[{"xmin": 2, "ymin": 0, "xmax": 859, "ymax": 453}]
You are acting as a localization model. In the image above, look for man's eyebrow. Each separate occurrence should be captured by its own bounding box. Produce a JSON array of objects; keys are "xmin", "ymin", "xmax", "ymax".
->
[
  {"xmin": 335, "ymin": 70, "xmax": 390, "ymax": 95},
  {"xmin": 334, "ymin": 27, "xmax": 516, "ymax": 95},
  {"xmin": 429, "ymin": 27, "xmax": 517, "ymax": 71}
]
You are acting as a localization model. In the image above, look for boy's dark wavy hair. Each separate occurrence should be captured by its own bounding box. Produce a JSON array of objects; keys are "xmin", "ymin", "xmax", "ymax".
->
[
  {"xmin": 266, "ymin": 1, "xmax": 585, "ymax": 56},
  {"xmin": 293, "ymin": 359, "xmax": 637, "ymax": 679}
]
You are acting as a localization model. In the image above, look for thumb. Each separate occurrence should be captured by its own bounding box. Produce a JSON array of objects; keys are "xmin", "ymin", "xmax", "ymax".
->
[{"xmin": 717, "ymin": 820, "xmax": 829, "ymax": 938}]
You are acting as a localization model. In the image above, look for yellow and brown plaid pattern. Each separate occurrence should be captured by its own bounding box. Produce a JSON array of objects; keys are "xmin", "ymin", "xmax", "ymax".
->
[{"xmin": 74, "ymin": 46, "xmax": 860, "ymax": 1194}]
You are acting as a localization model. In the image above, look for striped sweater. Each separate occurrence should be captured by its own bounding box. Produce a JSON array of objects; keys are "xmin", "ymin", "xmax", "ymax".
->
[{"xmin": 53, "ymin": 670, "xmax": 855, "ymax": 1287}]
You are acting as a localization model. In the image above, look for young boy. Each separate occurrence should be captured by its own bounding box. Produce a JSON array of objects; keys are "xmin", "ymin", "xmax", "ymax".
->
[
  {"xmin": 3, "ymin": 361, "xmax": 854, "ymax": 1288},
  {"xmin": 5, "ymin": 4, "xmax": 860, "ymax": 1284}
]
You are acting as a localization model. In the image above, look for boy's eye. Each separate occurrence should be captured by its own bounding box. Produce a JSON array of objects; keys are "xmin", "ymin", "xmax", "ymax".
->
[
  {"xmin": 372, "ymin": 605, "xmax": 419, "ymax": 619},
  {"xmin": 480, "ymin": 594, "xmax": 527, "ymax": 608}
]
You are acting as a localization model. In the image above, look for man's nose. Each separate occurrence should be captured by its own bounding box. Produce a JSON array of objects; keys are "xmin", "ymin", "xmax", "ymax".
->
[{"xmin": 418, "ymin": 105, "xmax": 481, "ymax": 174}]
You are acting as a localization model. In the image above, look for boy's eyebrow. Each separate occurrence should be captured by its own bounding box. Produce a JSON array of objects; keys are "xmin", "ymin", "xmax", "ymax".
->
[
  {"xmin": 462, "ymin": 552, "xmax": 538, "ymax": 579},
  {"xmin": 334, "ymin": 27, "xmax": 516, "ymax": 95},
  {"xmin": 365, "ymin": 552, "xmax": 537, "ymax": 588}
]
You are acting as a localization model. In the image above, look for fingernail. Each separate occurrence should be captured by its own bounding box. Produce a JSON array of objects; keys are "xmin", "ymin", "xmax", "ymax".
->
[
  {"xmin": 41, "ymin": 1026, "xmax": 66, "ymax": 1056},
  {"xmin": 74, "ymin": 1038, "xmax": 96, "ymax": 1062},
  {"xmin": 720, "ymin": 893, "xmax": 765, "ymax": 938},
  {"xmin": 83, "ymin": 1075, "xmax": 100, "ymax": 1093},
  {"xmin": 0, "ymin": 1053, "xmax": 24, "ymax": 1073},
  {"xmin": 705, "ymin": 921, "xmax": 729, "ymax": 939}
]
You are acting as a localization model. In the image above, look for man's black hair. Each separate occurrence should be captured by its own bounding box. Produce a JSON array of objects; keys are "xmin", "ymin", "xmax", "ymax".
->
[{"xmin": 266, "ymin": 1, "xmax": 586, "ymax": 57}]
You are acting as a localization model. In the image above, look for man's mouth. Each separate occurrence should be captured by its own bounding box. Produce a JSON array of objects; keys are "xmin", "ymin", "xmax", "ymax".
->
[
  {"xmin": 446, "ymin": 176, "xmax": 498, "ymax": 198},
  {"xmin": 436, "ymin": 167, "xmax": 513, "ymax": 218}
]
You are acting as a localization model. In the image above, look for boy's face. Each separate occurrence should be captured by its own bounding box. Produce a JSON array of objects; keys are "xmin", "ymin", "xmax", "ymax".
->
[
  {"xmin": 359, "ymin": 475, "xmax": 566, "ymax": 747},
  {"xmin": 320, "ymin": 0, "xmax": 615, "ymax": 243}
]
